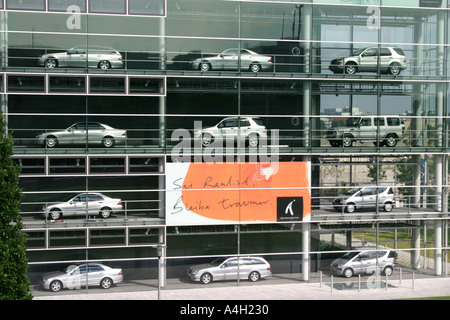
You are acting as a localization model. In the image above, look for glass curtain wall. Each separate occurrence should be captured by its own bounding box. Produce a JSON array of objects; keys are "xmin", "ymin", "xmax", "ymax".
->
[{"xmin": 0, "ymin": 0, "xmax": 447, "ymax": 294}]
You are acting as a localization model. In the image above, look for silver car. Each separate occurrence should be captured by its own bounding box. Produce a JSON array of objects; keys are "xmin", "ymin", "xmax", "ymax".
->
[
  {"xmin": 329, "ymin": 46, "xmax": 407, "ymax": 75},
  {"xmin": 42, "ymin": 193, "xmax": 123, "ymax": 220},
  {"xmin": 187, "ymin": 257, "xmax": 272, "ymax": 284},
  {"xmin": 38, "ymin": 46, "xmax": 124, "ymax": 69},
  {"xmin": 194, "ymin": 117, "xmax": 267, "ymax": 147},
  {"xmin": 332, "ymin": 186, "xmax": 395, "ymax": 213},
  {"xmin": 40, "ymin": 263, "xmax": 123, "ymax": 292},
  {"xmin": 191, "ymin": 48, "xmax": 273, "ymax": 73},
  {"xmin": 36, "ymin": 122, "xmax": 127, "ymax": 148},
  {"xmin": 331, "ymin": 248, "xmax": 396, "ymax": 278}
]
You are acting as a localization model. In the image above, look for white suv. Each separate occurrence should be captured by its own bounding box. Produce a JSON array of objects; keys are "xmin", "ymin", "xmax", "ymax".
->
[
  {"xmin": 331, "ymin": 248, "xmax": 396, "ymax": 278},
  {"xmin": 332, "ymin": 186, "xmax": 395, "ymax": 213},
  {"xmin": 326, "ymin": 115, "xmax": 404, "ymax": 148},
  {"xmin": 329, "ymin": 46, "xmax": 407, "ymax": 75}
]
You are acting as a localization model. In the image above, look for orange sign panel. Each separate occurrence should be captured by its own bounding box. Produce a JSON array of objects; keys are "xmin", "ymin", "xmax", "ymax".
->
[{"xmin": 166, "ymin": 162, "xmax": 310, "ymax": 226}]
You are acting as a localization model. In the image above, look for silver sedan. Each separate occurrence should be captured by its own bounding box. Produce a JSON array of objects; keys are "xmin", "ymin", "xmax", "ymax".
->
[
  {"xmin": 191, "ymin": 48, "xmax": 273, "ymax": 72},
  {"xmin": 38, "ymin": 46, "xmax": 124, "ymax": 69},
  {"xmin": 42, "ymin": 193, "xmax": 123, "ymax": 220},
  {"xmin": 187, "ymin": 257, "xmax": 272, "ymax": 284},
  {"xmin": 36, "ymin": 122, "xmax": 127, "ymax": 148},
  {"xmin": 40, "ymin": 263, "xmax": 123, "ymax": 292}
]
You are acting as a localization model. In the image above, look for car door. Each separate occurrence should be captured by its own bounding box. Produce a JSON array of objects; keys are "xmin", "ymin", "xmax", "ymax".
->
[
  {"xmin": 72, "ymin": 194, "xmax": 88, "ymax": 216},
  {"xmin": 359, "ymin": 47, "xmax": 378, "ymax": 72},
  {"xmin": 222, "ymin": 258, "xmax": 239, "ymax": 280},
  {"xmin": 357, "ymin": 117, "xmax": 373, "ymax": 142},
  {"xmin": 86, "ymin": 264, "xmax": 106, "ymax": 286},
  {"xmin": 238, "ymin": 118, "xmax": 251, "ymax": 142},
  {"xmin": 218, "ymin": 118, "xmax": 237, "ymax": 142},
  {"xmin": 87, "ymin": 194, "xmax": 103, "ymax": 215},
  {"xmin": 221, "ymin": 49, "xmax": 239, "ymax": 70},
  {"xmin": 86, "ymin": 123, "xmax": 104, "ymax": 144},
  {"xmin": 67, "ymin": 49, "xmax": 87, "ymax": 67},
  {"xmin": 360, "ymin": 187, "xmax": 377, "ymax": 209},
  {"xmin": 69, "ymin": 123, "xmax": 87, "ymax": 145}
]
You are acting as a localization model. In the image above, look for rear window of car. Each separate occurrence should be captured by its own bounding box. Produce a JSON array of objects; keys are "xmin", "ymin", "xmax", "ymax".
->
[
  {"xmin": 393, "ymin": 47, "xmax": 405, "ymax": 56},
  {"xmin": 252, "ymin": 118, "xmax": 264, "ymax": 126},
  {"xmin": 387, "ymin": 118, "xmax": 400, "ymax": 126}
]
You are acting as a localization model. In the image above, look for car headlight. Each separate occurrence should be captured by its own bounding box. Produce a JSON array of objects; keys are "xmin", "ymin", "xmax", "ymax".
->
[{"xmin": 191, "ymin": 270, "xmax": 198, "ymax": 275}]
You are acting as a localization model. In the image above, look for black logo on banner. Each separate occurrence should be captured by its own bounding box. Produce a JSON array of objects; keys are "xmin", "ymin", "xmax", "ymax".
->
[{"xmin": 277, "ymin": 197, "xmax": 303, "ymax": 222}]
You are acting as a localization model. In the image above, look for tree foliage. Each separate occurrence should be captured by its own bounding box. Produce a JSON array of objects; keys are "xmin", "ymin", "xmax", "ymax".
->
[{"xmin": 0, "ymin": 112, "xmax": 32, "ymax": 300}]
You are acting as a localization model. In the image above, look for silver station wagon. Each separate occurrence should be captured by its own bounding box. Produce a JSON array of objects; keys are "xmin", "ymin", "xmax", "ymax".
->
[
  {"xmin": 38, "ymin": 46, "xmax": 124, "ymax": 69},
  {"xmin": 187, "ymin": 257, "xmax": 272, "ymax": 284}
]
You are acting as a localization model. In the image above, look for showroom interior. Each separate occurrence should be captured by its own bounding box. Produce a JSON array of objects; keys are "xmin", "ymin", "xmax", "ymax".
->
[{"xmin": 1, "ymin": 0, "xmax": 449, "ymax": 291}]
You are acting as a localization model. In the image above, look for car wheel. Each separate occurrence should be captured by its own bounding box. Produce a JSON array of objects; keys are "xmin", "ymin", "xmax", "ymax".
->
[
  {"xmin": 250, "ymin": 63, "xmax": 261, "ymax": 73},
  {"xmin": 99, "ymin": 207, "xmax": 112, "ymax": 219},
  {"xmin": 383, "ymin": 202, "xmax": 393, "ymax": 212},
  {"xmin": 345, "ymin": 204, "xmax": 356, "ymax": 213},
  {"xmin": 49, "ymin": 209, "xmax": 62, "ymax": 220},
  {"xmin": 344, "ymin": 63, "xmax": 357, "ymax": 75},
  {"xmin": 383, "ymin": 266, "xmax": 393, "ymax": 276},
  {"xmin": 388, "ymin": 64, "xmax": 401, "ymax": 76},
  {"xmin": 45, "ymin": 58, "xmax": 58, "ymax": 69},
  {"xmin": 200, "ymin": 273, "xmax": 213, "ymax": 284},
  {"xmin": 248, "ymin": 271, "xmax": 261, "ymax": 282},
  {"xmin": 98, "ymin": 60, "xmax": 111, "ymax": 69},
  {"xmin": 102, "ymin": 136, "xmax": 115, "ymax": 148},
  {"xmin": 342, "ymin": 134, "xmax": 353, "ymax": 147},
  {"xmin": 247, "ymin": 133, "xmax": 259, "ymax": 148},
  {"xmin": 100, "ymin": 277, "xmax": 113, "ymax": 289},
  {"xmin": 343, "ymin": 268, "xmax": 354, "ymax": 278},
  {"xmin": 50, "ymin": 280, "xmax": 63, "ymax": 292},
  {"xmin": 384, "ymin": 135, "xmax": 397, "ymax": 147},
  {"xmin": 45, "ymin": 136, "xmax": 58, "ymax": 148},
  {"xmin": 201, "ymin": 133, "xmax": 213, "ymax": 147},
  {"xmin": 199, "ymin": 62, "xmax": 211, "ymax": 72}
]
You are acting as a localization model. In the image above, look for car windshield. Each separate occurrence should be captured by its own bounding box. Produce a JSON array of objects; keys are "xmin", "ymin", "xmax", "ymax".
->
[
  {"xmin": 343, "ymin": 187, "xmax": 361, "ymax": 195},
  {"xmin": 351, "ymin": 48, "xmax": 365, "ymax": 56},
  {"xmin": 345, "ymin": 117, "xmax": 361, "ymax": 127},
  {"xmin": 64, "ymin": 265, "xmax": 78, "ymax": 274},
  {"xmin": 210, "ymin": 258, "xmax": 226, "ymax": 266},
  {"xmin": 341, "ymin": 251, "xmax": 360, "ymax": 260}
]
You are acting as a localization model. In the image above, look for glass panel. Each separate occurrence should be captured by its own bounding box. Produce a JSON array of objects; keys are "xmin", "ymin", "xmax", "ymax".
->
[
  {"xmin": 6, "ymin": 0, "xmax": 45, "ymax": 10},
  {"xmin": 129, "ymin": 0, "xmax": 165, "ymax": 15},
  {"xmin": 49, "ymin": 76, "xmax": 86, "ymax": 93},
  {"xmin": 48, "ymin": 0, "xmax": 86, "ymax": 12},
  {"xmin": 89, "ymin": 0, "xmax": 125, "ymax": 14}
]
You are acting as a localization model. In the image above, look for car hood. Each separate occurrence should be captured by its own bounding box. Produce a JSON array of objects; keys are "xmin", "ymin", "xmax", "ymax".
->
[
  {"xmin": 42, "ymin": 271, "xmax": 66, "ymax": 280},
  {"xmin": 331, "ymin": 258, "xmax": 349, "ymax": 266},
  {"xmin": 189, "ymin": 263, "xmax": 217, "ymax": 271}
]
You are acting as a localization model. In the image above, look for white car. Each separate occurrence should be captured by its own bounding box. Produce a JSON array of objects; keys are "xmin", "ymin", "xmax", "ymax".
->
[
  {"xmin": 329, "ymin": 46, "xmax": 407, "ymax": 75},
  {"xmin": 42, "ymin": 193, "xmax": 123, "ymax": 220},
  {"xmin": 191, "ymin": 48, "xmax": 273, "ymax": 73},
  {"xmin": 194, "ymin": 117, "xmax": 267, "ymax": 147},
  {"xmin": 187, "ymin": 257, "xmax": 272, "ymax": 284},
  {"xmin": 331, "ymin": 248, "xmax": 396, "ymax": 278},
  {"xmin": 40, "ymin": 263, "xmax": 123, "ymax": 292},
  {"xmin": 36, "ymin": 122, "xmax": 127, "ymax": 148},
  {"xmin": 332, "ymin": 186, "xmax": 395, "ymax": 213},
  {"xmin": 38, "ymin": 46, "xmax": 124, "ymax": 69}
]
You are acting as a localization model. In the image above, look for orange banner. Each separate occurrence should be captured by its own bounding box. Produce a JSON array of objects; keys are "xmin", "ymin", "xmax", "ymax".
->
[{"xmin": 166, "ymin": 162, "xmax": 310, "ymax": 225}]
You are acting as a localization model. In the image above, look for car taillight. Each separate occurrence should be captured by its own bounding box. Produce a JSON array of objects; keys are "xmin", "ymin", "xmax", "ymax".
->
[
  {"xmin": 118, "ymin": 269, "xmax": 123, "ymax": 275},
  {"xmin": 267, "ymin": 267, "xmax": 271, "ymax": 271},
  {"xmin": 268, "ymin": 57, "xmax": 272, "ymax": 63},
  {"xmin": 118, "ymin": 200, "xmax": 122, "ymax": 206},
  {"xmin": 122, "ymin": 131, "xmax": 127, "ymax": 136}
]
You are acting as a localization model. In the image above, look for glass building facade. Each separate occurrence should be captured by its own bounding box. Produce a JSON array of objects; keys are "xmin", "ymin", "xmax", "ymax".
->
[{"xmin": 2, "ymin": 0, "xmax": 449, "ymax": 293}]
